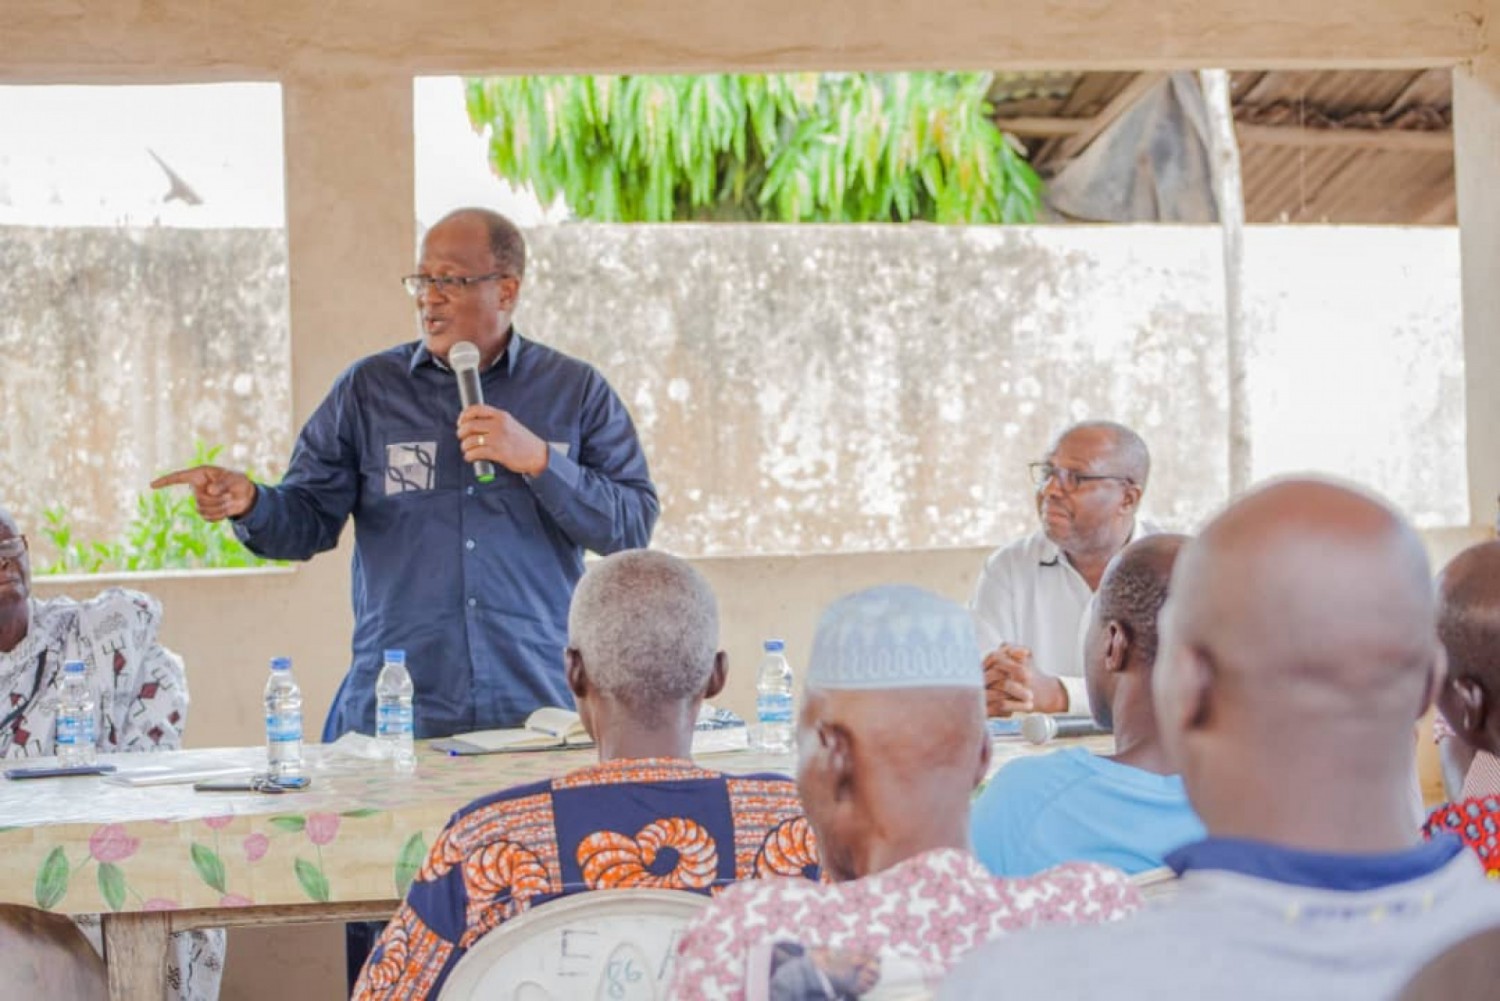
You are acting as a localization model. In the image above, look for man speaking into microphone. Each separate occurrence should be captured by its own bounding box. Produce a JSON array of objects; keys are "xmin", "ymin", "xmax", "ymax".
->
[{"xmin": 152, "ymin": 208, "xmax": 659, "ymax": 740}]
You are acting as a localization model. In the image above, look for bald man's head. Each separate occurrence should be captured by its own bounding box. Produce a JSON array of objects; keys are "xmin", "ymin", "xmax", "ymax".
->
[
  {"xmin": 1435, "ymin": 541, "xmax": 1500, "ymax": 758},
  {"xmin": 796, "ymin": 586, "xmax": 990, "ymax": 881},
  {"xmin": 1154, "ymin": 479, "xmax": 1441, "ymax": 837}
]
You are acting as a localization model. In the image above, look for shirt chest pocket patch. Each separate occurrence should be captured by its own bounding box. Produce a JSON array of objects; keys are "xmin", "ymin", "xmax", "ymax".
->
[{"xmin": 385, "ymin": 441, "xmax": 438, "ymax": 495}]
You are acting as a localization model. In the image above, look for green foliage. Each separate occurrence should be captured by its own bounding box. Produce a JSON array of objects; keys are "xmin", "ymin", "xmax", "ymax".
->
[
  {"xmin": 464, "ymin": 72, "xmax": 1042, "ymax": 224},
  {"xmin": 39, "ymin": 441, "xmax": 279, "ymax": 575}
]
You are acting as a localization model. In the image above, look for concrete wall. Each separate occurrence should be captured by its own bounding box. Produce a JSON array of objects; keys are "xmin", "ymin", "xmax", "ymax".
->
[{"xmin": 3, "ymin": 223, "xmax": 1469, "ymax": 570}]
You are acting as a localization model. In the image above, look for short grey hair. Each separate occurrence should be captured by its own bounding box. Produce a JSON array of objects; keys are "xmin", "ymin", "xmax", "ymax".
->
[
  {"xmin": 568, "ymin": 550, "xmax": 720, "ymax": 722},
  {"xmin": 437, "ymin": 207, "xmax": 527, "ymax": 280},
  {"xmin": 1056, "ymin": 420, "xmax": 1151, "ymax": 490}
]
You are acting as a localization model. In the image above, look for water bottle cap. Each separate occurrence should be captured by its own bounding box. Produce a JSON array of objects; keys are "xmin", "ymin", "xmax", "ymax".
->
[
  {"xmin": 763, "ymin": 639, "xmax": 785, "ymax": 652},
  {"xmin": 270, "ymin": 657, "xmax": 292, "ymax": 672},
  {"xmin": 63, "ymin": 660, "xmax": 86, "ymax": 674},
  {"xmin": 383, "ymin": 649, "xmax": 406, "ymax": 664}
]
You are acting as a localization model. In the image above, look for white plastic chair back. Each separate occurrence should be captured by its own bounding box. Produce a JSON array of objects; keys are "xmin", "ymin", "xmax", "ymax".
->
[{"xmin": 436, "ymin": 888, "xmax": 710, "ymax": 1001}]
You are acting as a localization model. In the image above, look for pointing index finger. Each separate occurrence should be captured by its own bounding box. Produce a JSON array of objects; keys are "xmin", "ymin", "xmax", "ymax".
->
[{"xmin": 150, "ymin": 467, "xmax": 206, "ymax": 490}]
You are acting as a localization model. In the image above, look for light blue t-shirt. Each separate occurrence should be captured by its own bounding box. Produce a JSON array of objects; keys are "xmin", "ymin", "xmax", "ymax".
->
[{"xmin": 970, "ymin": 746, "xmax": 1205, "ymax": 877}]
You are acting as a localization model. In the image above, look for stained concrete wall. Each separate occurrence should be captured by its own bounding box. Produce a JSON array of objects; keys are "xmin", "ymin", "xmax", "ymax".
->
[{"xmin": 2, "ymin": 223, "xmax": 1469, "ymax": 572}]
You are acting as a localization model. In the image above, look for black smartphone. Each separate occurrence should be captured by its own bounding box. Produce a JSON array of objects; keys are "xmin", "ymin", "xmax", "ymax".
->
[{"xmin": 5, "ymin": 763, "xmax": 118, "ymax": 780}]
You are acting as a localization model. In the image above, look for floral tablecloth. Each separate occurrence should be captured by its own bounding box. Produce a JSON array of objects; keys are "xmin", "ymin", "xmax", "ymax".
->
[
  {"xmin": 0, "ymin": 734, "xmax": 1101, "ymax": 917},
  {"xmin": 0, "ymin": 742, "xmax": 794, "ymax": 916}
]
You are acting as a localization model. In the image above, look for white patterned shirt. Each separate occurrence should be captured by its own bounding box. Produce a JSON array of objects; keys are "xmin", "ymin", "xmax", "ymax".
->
[
  {"xmin": 667, "ymin": 848, "xmax": 1139, "ymax": 1000},
  {"xmin": 0, "ymin": 588, "xmax": 188, "ymax": 757}
]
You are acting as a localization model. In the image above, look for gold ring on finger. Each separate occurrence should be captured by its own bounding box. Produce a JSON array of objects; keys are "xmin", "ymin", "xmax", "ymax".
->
[{"xmin": 478, "ymin": 434, "xmax": 487, "ymax": 446}]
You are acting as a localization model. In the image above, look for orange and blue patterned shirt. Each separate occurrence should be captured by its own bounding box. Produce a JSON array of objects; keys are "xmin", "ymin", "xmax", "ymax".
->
[{"xmin": 354, "ymin": 757, "xmax": 820, "ymax": 1000}]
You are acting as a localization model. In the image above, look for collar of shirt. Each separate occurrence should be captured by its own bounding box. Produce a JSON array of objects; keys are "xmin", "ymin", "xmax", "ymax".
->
[
  {"xmin": 408, "ymin": 329, "xmax": 524, "ymax": 377},
  {"xmin": 1037, "ymin": 518, "xmax": 1147, "ymax": 569},
  {"xmin": 1166, "ymin": 834, "xmax": 1464, "ymax": 892}
]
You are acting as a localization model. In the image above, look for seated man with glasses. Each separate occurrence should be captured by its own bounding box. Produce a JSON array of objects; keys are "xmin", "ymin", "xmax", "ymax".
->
[
  {"xmin": 152, "ymin": 207, "xmax": 658, "ymax": 742},
  {"xmin": 969, "ymin": 421, "xmax": 1156, "ymax": 717},
  {"xmin": 0, "ymin": 506, "xmax": 221, "ymax": 1001}
]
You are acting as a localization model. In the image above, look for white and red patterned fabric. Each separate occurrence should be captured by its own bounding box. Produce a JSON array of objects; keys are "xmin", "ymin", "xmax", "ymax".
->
[
  {"xmin": 0, "ymin": 588, "xmax": 188, "ymax": 758},
  {"xmin": 667, "ymin": 847, "xmax": 1139, "ymax": 1000}
]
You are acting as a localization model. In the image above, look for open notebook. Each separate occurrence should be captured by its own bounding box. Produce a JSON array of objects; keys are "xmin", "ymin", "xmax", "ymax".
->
[
  {"xmin": 432, "ymin": 707, "xmax": 591, "ymax": 754},
  {"xmin": 432, "ymin": 706, "xmax": 750, "ymax": 756}
]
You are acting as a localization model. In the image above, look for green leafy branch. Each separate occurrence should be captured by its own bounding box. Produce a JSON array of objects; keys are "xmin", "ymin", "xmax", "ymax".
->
[
  {"xmin": 465, "ymin": 72, "xmax": 1042, "ymax": 224},
  {"xmin": 40, "ymin": 441, "xmax": 282, "ymax": 575}
]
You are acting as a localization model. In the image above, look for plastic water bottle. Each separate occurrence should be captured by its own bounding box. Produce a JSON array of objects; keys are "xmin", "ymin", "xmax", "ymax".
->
[
  {"xmin": 55, "ymin": 660, "xmax": 97, "ymax": 767},
  {"xmin": 755, "ymin": 640, "xmax": 794, "ymax": 753},
  {"xmin": 376, "ymin": 648, "xmax": 416, "ymax": 773},
  {"xmin": 264, "ymin": 656, "xmax": 304, "ymax": 780}
]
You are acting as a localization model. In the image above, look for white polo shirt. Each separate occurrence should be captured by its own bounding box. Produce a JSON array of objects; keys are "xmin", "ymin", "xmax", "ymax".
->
[{"xmin": 968, "ymin": 522, "xmax": 1158, "ymax": 714}]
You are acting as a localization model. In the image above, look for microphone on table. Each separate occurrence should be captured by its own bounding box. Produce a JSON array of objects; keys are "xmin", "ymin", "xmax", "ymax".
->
[
  {"xmin": 1020, "ymin": 713, "xmax": 1111, "ymax": 745},
  {"xmin": 448, "ymin": 341, "xmax": 495, "ymax": 484}
]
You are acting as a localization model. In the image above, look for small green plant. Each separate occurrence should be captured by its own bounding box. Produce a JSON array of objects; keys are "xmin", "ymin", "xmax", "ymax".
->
[
  {"xmin": 39, "ymin": 442, "xmax": 281, "ymax": 574},
  {"xmin": 465, "ymin": 72, "xmax": 1043, "ymax": 224}
]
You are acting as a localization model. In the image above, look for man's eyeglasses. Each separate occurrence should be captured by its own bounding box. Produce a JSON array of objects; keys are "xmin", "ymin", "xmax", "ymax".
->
[
  {"xmin": 0, "ymin": 536, "xmax": 27, "ymax": 563},
  {"xmin": 400, "ymin": 273, "xmax": 505, "ymax": 298},
  {"xmin": 1028, "ymin": 463, "xmax": 1134, "ymax": 492}
]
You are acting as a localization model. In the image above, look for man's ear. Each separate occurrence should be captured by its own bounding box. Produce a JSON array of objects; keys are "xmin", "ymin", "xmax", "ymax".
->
[
  {"xmin": 498, "ymin": 275, "xmax": 522, "ymax": 314},
  {"xmin": 565, "ymin": 648, "xmax": 588, "ymax": 700},
  {"xmin": 972, "ymin": 723, "xmax": 993, "ymax": 791},
  {"xmin": 1174, "ymin": 645, "xmax": 1216, "ymax": 735},
  {"xmin": 1451, "ymin": 676, "xmax": 1488, "ymax": 747},
  {"xmin": 818, "ymin": 722, "xmax": 857, "ymax": 804},
  {"xmin": 1104, "ymin": 620, "xmax": 1131, "ymax": 675},
  {"xmin": 1120, "ymin": 482, "xmax": 1144, "ymax": 514},
  {"xmin": 704, "ymin": 652, "xmax": 728, "ymax": 700}
]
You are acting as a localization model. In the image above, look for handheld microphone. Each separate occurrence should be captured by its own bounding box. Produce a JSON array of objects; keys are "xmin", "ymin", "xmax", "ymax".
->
[
  {"xmin": 448, "ymin": 341, "xmax": 495, "ymax": 484},
  {"xmin": 1020, "ymin": 713, "xmax": 1111, "ymax": 745}
]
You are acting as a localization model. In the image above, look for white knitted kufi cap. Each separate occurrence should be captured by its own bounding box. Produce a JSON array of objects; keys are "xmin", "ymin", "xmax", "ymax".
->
[{"xmin": 806, "ymin": 585, "xmax": 983, "ymax": 691}]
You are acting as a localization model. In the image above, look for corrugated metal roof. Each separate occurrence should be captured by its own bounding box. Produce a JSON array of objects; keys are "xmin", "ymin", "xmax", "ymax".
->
[{"xmin": 993, "ymin": 68, "xmax": 1454, "ymax": 225}]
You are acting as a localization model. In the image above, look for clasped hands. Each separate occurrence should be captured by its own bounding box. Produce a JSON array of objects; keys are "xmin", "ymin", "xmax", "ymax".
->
[
  {"xmin": 983, "ymin": 643, "xmax": 1069, "ymax": 718},
  {"xmin": 151, "ymin": 405, "xmax": 548, "ymax": 519}
]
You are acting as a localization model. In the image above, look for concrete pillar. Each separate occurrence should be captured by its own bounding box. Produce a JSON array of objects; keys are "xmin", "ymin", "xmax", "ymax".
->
[
  {"xmin": 1455, "ymin": 37, "xmax": 1500, "ymax": 532},
  {"xmin": 281, "ymin": 72, "xmax": 415, "ymax": 425}
]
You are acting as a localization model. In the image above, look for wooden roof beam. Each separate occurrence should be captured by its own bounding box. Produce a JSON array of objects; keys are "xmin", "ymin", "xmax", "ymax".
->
[{"xmin": 1054, "ymin": 71, "xmax": 1169, "ymax": 161}]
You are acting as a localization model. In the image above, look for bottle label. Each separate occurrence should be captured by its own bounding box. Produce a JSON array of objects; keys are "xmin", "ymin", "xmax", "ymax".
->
[
  {"xmin": 56, "ymin": 712, "xmax": 95, "ymax": 744},
  {"xmin": 266, "ymin": 711, "xmax": 303, "ymax": 743},
  {"xmin": 757, "ymin": 693, "xmax": 792, "ymax": 725},
  {"xmin": 377, "ymin": 704, "xmax": 414, "ymax": 738}
]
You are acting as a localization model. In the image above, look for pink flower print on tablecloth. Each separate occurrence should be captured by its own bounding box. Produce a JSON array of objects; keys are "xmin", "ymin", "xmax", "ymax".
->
[
  {"xmin": 203, "ymin": 815, "xmax": 235, "ymax": 831},
  {"xmin": 89, "ymin": 824, "xmax": 140, "ymax": 864},
  {"xmin": 243, "ymin": 833, "xmax": 270, "ymax": 862},
  {"xmin": 142, "ymin": 897, "xmax": 180, "ymax": 911},
  {"xmin": 306, "ymin": 813, "xmax": 341, "ymax": 846},
  {"xmin": 220, "ymin": 893, "xmax": 254, "ymax": 908}
]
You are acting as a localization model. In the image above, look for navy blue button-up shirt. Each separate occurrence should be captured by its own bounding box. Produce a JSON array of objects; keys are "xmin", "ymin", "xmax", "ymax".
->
[{"xmin": 233, "ymin": 333, "xmax": 658, "ymax": 738}]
